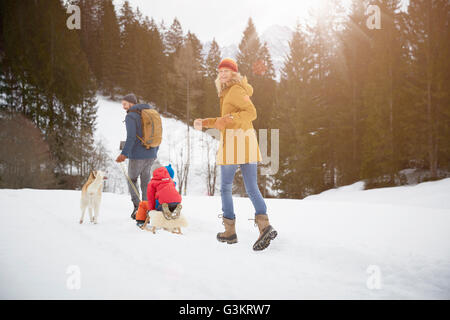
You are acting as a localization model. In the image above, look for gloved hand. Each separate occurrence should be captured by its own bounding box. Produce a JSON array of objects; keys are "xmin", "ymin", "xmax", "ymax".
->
[
  {"xmin": 214, "ymin": 114, "xmax": 233, "ymax": 130},
  {"xmin": 116, "ymin": 154, "xmax": 127, "ymax": 163}
]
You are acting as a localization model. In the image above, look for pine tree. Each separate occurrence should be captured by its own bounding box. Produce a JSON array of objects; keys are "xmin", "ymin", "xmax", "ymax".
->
[
  {"xmin": 117, "ymin": 1, "xmax": 138, "ymax": 93},
  {"xmin": 171, "ymin": 32, "xmax": 204, "ymax": 119},
  {"xmin": 236, "ymin": 18, "xmax": 262, "ymax": 82},
  {"xmin": 166, "ymin": 18, "xmax": 184, "ymax": 55},
  {"xmin": 165, "ymin": 18, "xmax": 185, "ymax": 115},
  {"xmin": 274, "ymin": 22, "xmax": 313, "ymax": 198},
  {"xmin": 252, "ymin": 41, "xmax": 276, "ymax": 129},
  {"xmin": 202, "ymin": 38, "xmax": 222, "ymax": 118},
  {"xmin": 360, "ymin": 0, "xmax": 405, "ymax": 186},
  {"xmin": 185, "ymin": 31, "xmax": 206, "ymax": 120},
  {"xmin": 403, "ymin": 0, "xmax": 450, "ymax": 179},
  {"xmin": 205, "ymin": 39, "xmax": 221, "ymax": 80},
  {"xmin": 73, "ymin": 0, "xmax": 102, "ymax": 81},
  {"xmin": 140, "ymin": 17, "xmax": 165, "ymax": 106},
  {"xmin": 339, "ymin": 0, "xmax": 372, "ymax": 184},
  {"xmin": 299, "ymin": 0, "xmax": 346, "ymax": 192},
  {"xmin": 98, "ymin": 0, "xmax": 121, "ymax": 98}
]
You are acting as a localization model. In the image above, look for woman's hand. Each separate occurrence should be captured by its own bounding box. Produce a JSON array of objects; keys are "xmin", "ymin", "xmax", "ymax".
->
[
  {"xmin": 193, "ymin": 118, "xmax": 203, "ymax": 130},
  {"xmin": 214, "ymin": 114, "xmax": 233, "ymax": 130}
]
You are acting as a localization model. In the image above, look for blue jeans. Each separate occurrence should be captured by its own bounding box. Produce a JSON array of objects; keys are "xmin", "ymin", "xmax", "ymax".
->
[{"xmin": 220, "ymin": 162, "xmax": 267, "ymax": 220}]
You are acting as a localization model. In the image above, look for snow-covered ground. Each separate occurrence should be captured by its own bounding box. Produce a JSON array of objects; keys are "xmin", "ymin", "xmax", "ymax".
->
[
  {"xmin": 1, "ymin": 178, "xmax": 449, "ymax": 299},
  {"xmin": 1, "ymin": 96, "xmax": 449, "ymax": 299}
]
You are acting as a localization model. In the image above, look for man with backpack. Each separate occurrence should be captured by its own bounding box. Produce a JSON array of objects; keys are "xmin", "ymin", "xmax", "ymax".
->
[{"xmin": 116, "ymin": 93, "xmax": 162, "ymax": 220}]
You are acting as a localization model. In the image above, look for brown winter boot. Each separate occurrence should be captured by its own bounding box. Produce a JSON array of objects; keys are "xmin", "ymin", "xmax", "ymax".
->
[
  {"xmin": 217, "ymin": 216, "xmax": 238, "ymax": 244},
  {"xmin": 252, "ymin": 214, "xmax": 277, "ymax": 251}
]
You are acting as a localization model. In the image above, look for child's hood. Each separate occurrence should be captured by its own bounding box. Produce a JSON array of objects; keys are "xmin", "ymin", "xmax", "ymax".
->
[{"xmin": 152, "ymin": 167, "xmax": 171, "ymax": 181}]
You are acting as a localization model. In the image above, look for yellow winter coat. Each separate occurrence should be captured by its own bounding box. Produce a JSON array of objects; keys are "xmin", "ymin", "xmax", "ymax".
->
[{"xmin": 203, "ymin": 76, "xmax": 262, "ymax": 165}]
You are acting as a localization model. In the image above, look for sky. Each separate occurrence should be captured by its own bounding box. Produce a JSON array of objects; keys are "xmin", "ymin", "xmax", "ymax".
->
[
  {"xmin": 114, "ymin": 0, "xmax": 348, "ymax": 47},
  {"xmin": 114, "ymin": 0, "xmax": 409, "ymax": 47}
]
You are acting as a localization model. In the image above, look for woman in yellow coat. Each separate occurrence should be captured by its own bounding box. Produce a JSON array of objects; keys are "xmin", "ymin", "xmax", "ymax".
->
[{"xmin": 194, "ymin": 58, "xmax": 277, "ymax": 251}]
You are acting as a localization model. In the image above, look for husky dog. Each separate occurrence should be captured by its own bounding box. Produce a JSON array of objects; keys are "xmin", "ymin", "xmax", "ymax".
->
[{"xmin": 80, "ymin": 171, "xmax": 106, "ymax": 224}]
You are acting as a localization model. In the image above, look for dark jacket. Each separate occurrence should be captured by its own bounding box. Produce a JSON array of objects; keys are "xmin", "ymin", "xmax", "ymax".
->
[
  {"xmin": 121, "ymin": 104, "xmax": 159, "ymax": 159},
  {"xmin": 147, "ymin": 167, "xmax": 182, "ymax": 210}
]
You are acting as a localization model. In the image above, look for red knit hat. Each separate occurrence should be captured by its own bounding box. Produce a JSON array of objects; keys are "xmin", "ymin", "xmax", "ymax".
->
[{"xmin": 218, "ymin": 58, "xmax": 238, "ymax": 72}]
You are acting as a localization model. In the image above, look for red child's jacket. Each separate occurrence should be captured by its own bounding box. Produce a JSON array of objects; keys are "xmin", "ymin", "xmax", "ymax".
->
[{"xmin": 147, "ymin": 167, "xmax": 182, "ymax": 210}]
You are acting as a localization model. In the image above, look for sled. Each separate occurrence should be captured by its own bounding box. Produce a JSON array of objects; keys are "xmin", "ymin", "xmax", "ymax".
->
[{"xmin": 140, "ymin": 203, "xmax": 187, "ymax": 235}]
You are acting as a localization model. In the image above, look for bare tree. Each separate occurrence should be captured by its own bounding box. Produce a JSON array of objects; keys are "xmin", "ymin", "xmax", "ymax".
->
[
  {"xmin": 175, "ymin": 146, "xmax": 189, "ymax": 196},
  {"xmin": 204, "ymin": 134, "xmax": 218, "ymax": 196}
]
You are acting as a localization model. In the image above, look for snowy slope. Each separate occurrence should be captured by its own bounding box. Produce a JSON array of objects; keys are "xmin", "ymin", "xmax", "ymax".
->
[{"xmin": 1, "ymin": 178, "xmax": 450, "ymax": 299}]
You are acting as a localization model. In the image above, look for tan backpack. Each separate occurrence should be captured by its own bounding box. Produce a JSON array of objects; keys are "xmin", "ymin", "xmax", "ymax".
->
[{"xmin": 129, "ymin": 108, "xmax": 162, "ymax": 149}]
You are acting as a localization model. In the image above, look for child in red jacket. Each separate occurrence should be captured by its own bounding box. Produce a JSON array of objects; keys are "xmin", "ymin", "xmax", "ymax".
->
[
  {"xmin": 136, "ymin": 165, "xmax": 181, "ymax": 227},
  {"xmin": 147, "ymin": 166, "xmax": 181, "ymax": 211}
]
